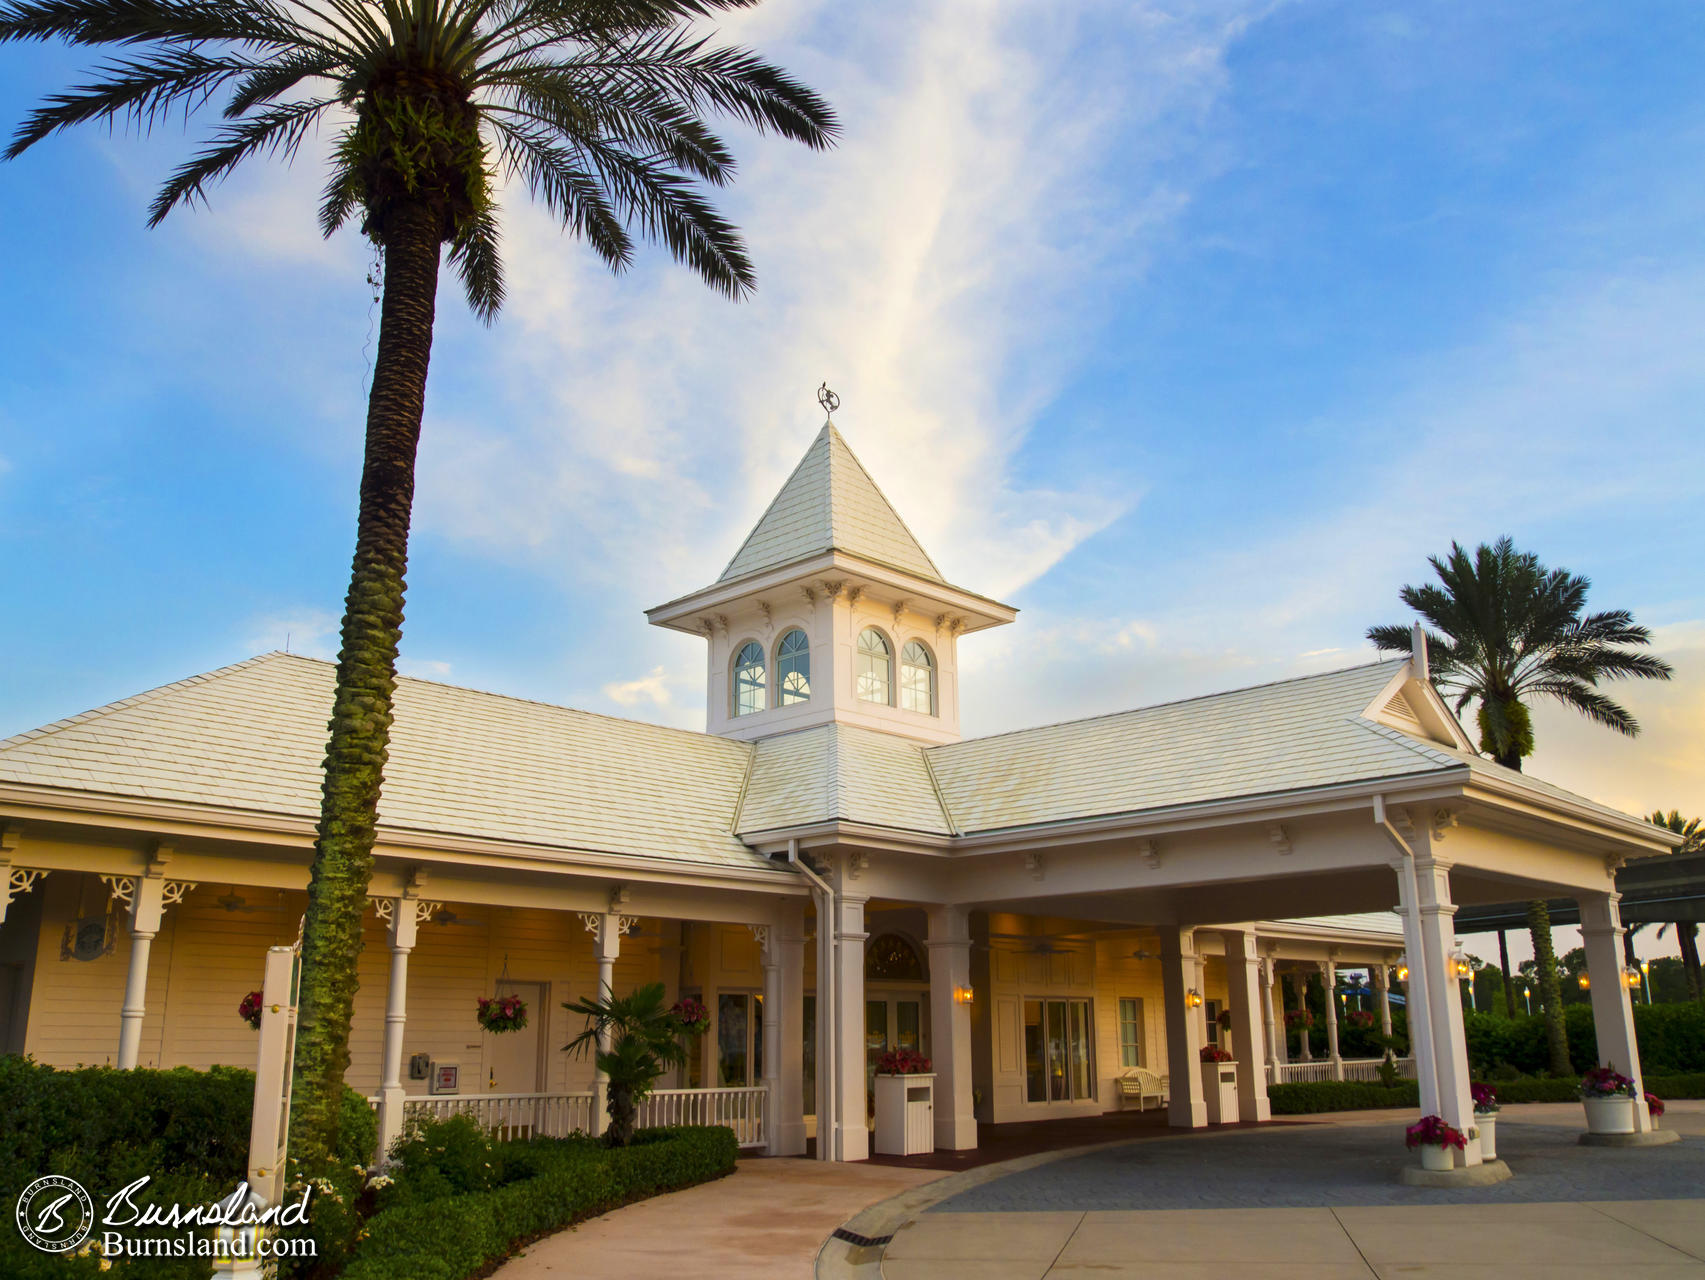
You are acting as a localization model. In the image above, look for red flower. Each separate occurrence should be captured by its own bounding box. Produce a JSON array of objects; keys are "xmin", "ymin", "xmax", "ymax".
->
[
  {"xmin": 1199, "ymin": 1045, "xmax": 1233, "ymax": 1063},
  {"xmin": 878, "ymin": 1047, "xmax": 932, "ymax": 1075},
  {"xmin": 1405, "ymin": 1114, "xmax": 1466, "ymax": 1150},
  {"xmin": 1645, "ymin": 1092, "xmax": 1665, "ymax": 1118},
  {"xmin": 238, "ymin": 990, "xmax": 264, "ymax": 1030}
]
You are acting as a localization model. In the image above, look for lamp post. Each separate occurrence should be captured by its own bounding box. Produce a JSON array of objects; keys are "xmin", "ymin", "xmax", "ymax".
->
[{"xmin": 1521, "ymin": 982, "xmax": 1531, "ymax": 1016}]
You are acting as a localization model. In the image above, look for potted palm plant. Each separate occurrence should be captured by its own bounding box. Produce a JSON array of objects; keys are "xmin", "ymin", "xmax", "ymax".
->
[
  {"xmin": 1471, "ymin": 1082, "xmax": 1499, "ymax": 1158},
  {"xmin": 1580, "ymin": 1064, "xmax": 1638, "ymax": 1135},
  {"xmin": 1405, "ymin": 1114, "xmax": 1467, "ymax": 1172}
]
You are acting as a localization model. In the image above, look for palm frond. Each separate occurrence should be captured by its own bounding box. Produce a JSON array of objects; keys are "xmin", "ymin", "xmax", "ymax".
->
[
  {"xmin": 447, "ymin": 200, "xmax": 504, "ymax": 321},
  {"xmin": 148, "ymin": 95, "xmax": 332, "ymax": 224}
]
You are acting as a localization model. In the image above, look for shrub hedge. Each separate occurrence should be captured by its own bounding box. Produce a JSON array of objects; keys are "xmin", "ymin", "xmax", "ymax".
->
[
  {"xmin": 338, "ymin": 1125, "xmax": 739, "ymax": 1280},
  {"xmin": 1462, "ymin": 1001, "xmax": 1705, "ymax": 1077},
  {"xmin": 1267, "ymin": 1070, "xmax": 1705, "ymax": 1115},
  {"xmin": 0, "ymin": 1058, "xmax": 374, "ymax": 1280}
]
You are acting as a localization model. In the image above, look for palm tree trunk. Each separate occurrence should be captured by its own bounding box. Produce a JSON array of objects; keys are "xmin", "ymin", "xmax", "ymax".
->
[
  {"xmin": 1527, "ymin": 898, "xmax": 1571, "ymax": 1076},
  {"xmin": 1679, "ymin": 923, "xmax": 1704, "ymax": 1002},
  {"xmin": 1498, "ymin": 929, "xmax": 1516, "ymax": 1019},
  {"xmin": 289, "ymin": 200, "xmax": 441, "ymax": 1170}
]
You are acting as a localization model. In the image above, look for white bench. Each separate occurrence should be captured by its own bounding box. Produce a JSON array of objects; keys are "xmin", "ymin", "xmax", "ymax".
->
[{"xmin": 1116, "ymin": 1067, "xmax": 1168, "ymax": 1111}]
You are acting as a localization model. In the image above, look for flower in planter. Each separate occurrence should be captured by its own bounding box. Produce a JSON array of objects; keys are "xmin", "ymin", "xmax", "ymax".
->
[
  {"xmin": 1199, "ymin": 1044, "xmax": 1233, "ymax": 1064},
  {"xmin": 1470, "ymin": 1081, "xmax": 1499, "ymax": 1114},
  {"xmin": 1405, "ymin": 1114, "xmax": 1467, "ymax": 1150},
  {"xmin": 1580, "ymin": 1064, "xmax": 1636, "ymax": 1098},
  {"xmin": 878, "ymin": 1047, "xmax": 932, "ymax": 1075},
  {"xmin": 239, "ymin": 990, "xmax": 264, "ymax": 1030},
  {"xmin": 477, "ymin": 994, "xmax": 529, "ymax": 1034},
  {"xmin": 1644, "ymin": 1092, "xmax": 1665, "ymax": 1119},
  {"xmin": 670, "ymin": 996, "xmax": 711, "ymax": 1035}
]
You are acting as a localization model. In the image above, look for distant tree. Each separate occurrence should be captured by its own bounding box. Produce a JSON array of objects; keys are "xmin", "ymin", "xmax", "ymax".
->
[
  {"xmin": 1371, "ymin": 538, "xmax": 1673, "ymax": 1076},
  {"xmin": 1649, "ymin": 811, "xmax": 1703, "ymax": 1001},
  {"xmin": 1, "ymin": 0, "xmax": 836, "ymax": 1170}
]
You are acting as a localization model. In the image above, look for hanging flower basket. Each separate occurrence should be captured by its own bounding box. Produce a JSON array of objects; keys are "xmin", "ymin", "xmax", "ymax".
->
[
  {"xmin": 1346, "ymin": 1010, "xmax": 1375, "ymax": 1029},
  {"xmin": 239, "ymin": 990, "xmax": 264, "ymax": 1031},
  {"xmin": 477, "ymin": 995, "xmax": 528, "ymax": 1034},
  {"xmin": 1216, "ymin": 1009, "xmax": 1233, "ymax": 1030},
  {"xmin": 670, "ymin": 996, "xmax": 711, "ymax": 1035},
  {"xmin": 877, "ymin": 1047, "xmax": 932, "ymax": 1075},
  {"xmin": 1284, "ymin": 1009, "xmax": 1313, "ymax": 1030}
]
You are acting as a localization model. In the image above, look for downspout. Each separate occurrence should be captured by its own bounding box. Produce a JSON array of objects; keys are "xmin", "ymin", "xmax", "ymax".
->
[
  {"xmin": 1373, "ymin": 794, "xmax": 1439, "ymax": 1118},
  {"xmin": 787, "ymin": 838, "xmax": 837, "ymax": 1161}
]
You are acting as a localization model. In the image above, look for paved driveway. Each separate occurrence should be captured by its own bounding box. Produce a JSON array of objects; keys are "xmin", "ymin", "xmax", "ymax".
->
[{"xmin": 881, "ymin": 1104, "xmax": 1705, "ymax": 1280}]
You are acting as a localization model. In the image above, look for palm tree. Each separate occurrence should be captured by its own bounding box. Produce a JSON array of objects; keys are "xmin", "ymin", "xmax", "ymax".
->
[
  {"xmin": 1370, "ymin": 538, "xmax": 1672, "ymax": 1075},
  {"xmin": 2, "ymin": 0, "xmax": 835, "ymax": 1169},
  {"xmin": 1649, "ymin": 811, "xmax": 1704, "ymax": 1000},
  {"xmin": 564, "ymin": 981, "xmax": 689, "ymax": 1147}
]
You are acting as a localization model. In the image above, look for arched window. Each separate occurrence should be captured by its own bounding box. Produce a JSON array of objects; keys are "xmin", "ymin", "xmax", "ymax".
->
[
  {"xmin": 776, "ymin": 629, "xmax": 811, "ymax": 705},
  {"xmin": 866, "ymin": 933, "xmax": 925, "ymax": 982},
  {"xmin": 900, "ymin": 640, "xmax": 936, "ymax": 715},
  {"xmin": 856, "ymin": 628, "xmax": 892, "ymax": 705},
  {"xmin": 732, "ymin": 641, "xmax": 766, "ymax": 716}
]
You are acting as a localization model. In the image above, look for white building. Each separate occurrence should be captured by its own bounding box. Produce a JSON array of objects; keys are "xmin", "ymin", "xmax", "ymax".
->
[{"xmin": 0, "ymin": 417, "xmax": 1675, "ymax": 1168}]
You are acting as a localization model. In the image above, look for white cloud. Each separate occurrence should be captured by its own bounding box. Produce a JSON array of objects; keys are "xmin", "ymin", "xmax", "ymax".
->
[
  {"xmin": 601, "ymin": 666, "xmax": 675, "ymax": 710},
  {"xmin": 411, "ymin": 1, "xmax": 1266, "ymax": 607},
  {"xmin": 243, "ymin": 609, "xmax": 339, "ymax": 659},
  {"xmin": 397, "ymin": 658, "xmax": 454, "ymax": 681}
]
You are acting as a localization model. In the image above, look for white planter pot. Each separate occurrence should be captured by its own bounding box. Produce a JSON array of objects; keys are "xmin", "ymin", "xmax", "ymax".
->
[
  {"xmin": 1202, "ymin": 1062, "xmax": 1240, "ymax": 1124},
  {"xmin": 1475, "ymin": 1111, "xmax": 1497, "ymax": 1160},
  {"xmin": 1419, "ymin": 1143, "xmax": 1455, "ymax": 1172},
  {"xmin": 1582, "ymin": 1095, "xmax": 1636, "ymax": 1135},
  {"xmin": 873, "ymin": 1073, "xmax": 935, "ymax": 1156}
]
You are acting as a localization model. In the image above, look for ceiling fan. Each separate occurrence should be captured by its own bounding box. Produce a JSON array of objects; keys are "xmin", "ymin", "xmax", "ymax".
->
[
  {"xmin": 430, "ymin": 909, "xmax": 488, "ymax": 928},
  {"xmin": 215, "ymin": 886, "xmax": 264, "ymax": 913}
]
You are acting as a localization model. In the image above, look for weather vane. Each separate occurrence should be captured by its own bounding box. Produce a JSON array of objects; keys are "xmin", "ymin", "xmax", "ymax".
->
[{"xmin": 817, "ymin": 382, "xmax": 840, "ymax": 421}]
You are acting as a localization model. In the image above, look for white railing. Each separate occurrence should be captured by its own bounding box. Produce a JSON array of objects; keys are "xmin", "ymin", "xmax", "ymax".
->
[
  {"xmin": 638, "ymin": 1086, "xmax": 767, "ymax": 1148},
  {"xmin": 384, "ymin": 1091, "xmax": 596, "ymax": 1141},
  {"xmin": 367, "ymin": 1085, "xmax": 769, "ymax": 1148},
  {"xmin": 1267, "ymin": 1057, "xmax": 1415, "ymax": 1085}
]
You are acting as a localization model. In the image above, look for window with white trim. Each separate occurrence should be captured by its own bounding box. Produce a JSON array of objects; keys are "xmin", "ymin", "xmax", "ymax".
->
[{"xmin": 733, "ymin": 641, "xmax": 766, "ymax": 716}]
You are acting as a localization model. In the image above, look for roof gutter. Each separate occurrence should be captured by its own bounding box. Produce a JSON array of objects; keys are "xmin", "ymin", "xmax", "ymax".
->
[{"xmin": 784, "ymin": 838, "xmax": 839, "ymax": 1161}]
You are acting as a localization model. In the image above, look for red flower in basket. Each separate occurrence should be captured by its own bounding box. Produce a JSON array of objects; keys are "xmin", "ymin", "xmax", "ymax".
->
[
  {"xmin": 239, "ymin": 990, "xmax": 264, "ymax": 1030},
  {"xmin": 671, "ymin": 997, "xmax": 711, "ymax": 1035},
  {"xmin": 477, "ymin": 994, "xmax": 528, "ymax": 1034},
  {"xmin": 878, "ymin": 1047, "xmax": 932, "ymax": 1075},
  {"xmin": 1645, "ymin": 1092, "xmax": 1665, "ymax": 1119},
  {"xmin": 1199, "ymin": 1044, "xmax": 1233, "ymax": 1064}
]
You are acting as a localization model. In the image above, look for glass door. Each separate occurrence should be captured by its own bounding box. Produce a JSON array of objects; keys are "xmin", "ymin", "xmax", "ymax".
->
[{"xmin": 1023, "ymin": 997, "xmax": 1096, "ymax": 1104}]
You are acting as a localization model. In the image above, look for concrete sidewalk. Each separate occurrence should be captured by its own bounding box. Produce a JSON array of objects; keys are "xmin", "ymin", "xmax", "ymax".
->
[{"xmin": 488, "ymin": 1157, "xmax": 943, "ymax": 1280}]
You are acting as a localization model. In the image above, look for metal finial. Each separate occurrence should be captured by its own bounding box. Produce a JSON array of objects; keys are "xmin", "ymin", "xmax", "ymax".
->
[{"xmin": 817, "ymin": 382, "xmax": 840, "ymax": 421}]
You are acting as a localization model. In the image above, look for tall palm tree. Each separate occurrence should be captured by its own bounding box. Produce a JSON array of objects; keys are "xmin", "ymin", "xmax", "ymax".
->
[
  {"xmin": 1649, "ymin": 811, "xmax": 1704, "ymax": 1000},
  {"xmin": 1369, "ymin": 537, "xmax": 1672, "ymax": 1076},
  {"xmin": 2, "ymin": 0, "xmax": 835, "ymax": 1169}
]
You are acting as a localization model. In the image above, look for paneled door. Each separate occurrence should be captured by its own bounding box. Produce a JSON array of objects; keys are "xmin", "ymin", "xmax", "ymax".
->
[{"xmin": 485, "ymin": 981, "xmax": 546, "ymax": 1093}]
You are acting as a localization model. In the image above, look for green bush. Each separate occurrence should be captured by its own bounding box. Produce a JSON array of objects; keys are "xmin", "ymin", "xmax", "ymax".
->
[
  {"xmin": 1461, "ymin": 1001, "xmax": 1705, "ymax": 1078},
  {"xmin": 338, "ymin": 1126, "xmax": 738, "ymax": 1280},
  {"xmin": 0, "ymin": 1058, "xmax": 374, "ymax": 1280},
  {"xmin": 1267, "ymin": 1081, "xmax": 1420, "ymax": 1114}
]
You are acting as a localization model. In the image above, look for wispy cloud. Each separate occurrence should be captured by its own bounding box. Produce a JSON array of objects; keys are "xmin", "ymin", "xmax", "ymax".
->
[{"xmin": 244, "ymin": 609, "xmax": 339, "ymax": 659}]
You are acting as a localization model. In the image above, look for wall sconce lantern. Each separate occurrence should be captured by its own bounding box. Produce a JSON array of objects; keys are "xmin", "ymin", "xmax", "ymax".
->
[
  {"xmin": 1578, "ymin": 973, "xmax": 1591, "ymax": 990},
  {"xmin": 1396, "ymin": 964, "xmax": 1409, "ymax": 982},
  {"xmin": 1622, "ymin": 967, "xmax": 1642, "ymax": 990},
  {"xmin": 953, "ymin": 984, "xmax": 975, "ymax": 1005},
  {"xmin": 1454, "ymin": 958, "xmax": 1473, "ymax": 979},
  {"xmin": 1185, "ymin": 988, "xmax": 1204, "ymax": 1009}
]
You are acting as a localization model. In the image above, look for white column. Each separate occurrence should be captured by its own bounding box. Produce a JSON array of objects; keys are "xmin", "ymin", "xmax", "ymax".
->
[
  {"xmin": 1579, "ymin": 891, "xmax": 1652, "ymax": 1132},
  {"xmin": 377, "ymin": 896, "xmax": 424, "ymax": 1161},
  {"xmin": 1260, "ymin": 955, "xmax": 1282, "ymax": 1076},
  {"xmin": 1223, "ymin": 930, "xmax": 1272, "ymax": 1121},
  {"xmin": 585, "ymin": 912, "xmax": 623, "ymax": 1138},
  {"xmin": 1161, "ymin": 927, "xmax": 1206, "ymax": 1128},
  {"xmin": 111, "ymin": 869, "xmax": 188, "ymax": 1070},
  {"xmin": 833, "ymin": 893, "xmax": 869, "ymax": 1161},
  {"xmin": 1290, "ymin": 971, "xmax": 1313, "ymax": 1062},
  {"xmin": 926, "ymin": 904, "xmax": 978, "ymax": 1151},
  {"xmin": 1374, "ymin": 963, "xmax": 1393, "ymax": 1037},
  {"xmin": 1321, "ymin": 958, "xmax": 1342, "ymax": 1079},
  {"xmin": 1270, "ymin": 962, "xmax": 1289, "ymax": 1066},
  {"xmin": 1391, "ymin": 853, "xmax": 1440, "ymax": 1119},
  {"xmin": 770, "ymin": 906, "xmax": 808, "ymax": 1156},
  {"xmin": 1413, "ymin": 853, "xmax": 1479, "ymax": 1165},
  {"xmin": 759, "ymin": 924, "xmax": 783, "ymax": 1148}
]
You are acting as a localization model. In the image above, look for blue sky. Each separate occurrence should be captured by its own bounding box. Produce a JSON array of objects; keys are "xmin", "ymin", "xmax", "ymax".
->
[{"xmin": 2, "ymin": 2, "xmax": 1702, "ymax": 964}]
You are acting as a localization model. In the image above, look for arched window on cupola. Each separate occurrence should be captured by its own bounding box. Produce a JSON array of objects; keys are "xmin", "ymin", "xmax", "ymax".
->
[
  {"xmin": 900, "ymin": 640, "xmax": 936, "ymax": 715},
  {"xmin": 733, "ymin": 641, "xmax": 766, "ymax": 716},
  {"xmin": 776, "ymin": 628, "xmax": 811, "ymax": 705},
  {"xmin": 856, "ymin": 628, "xmax": 892, "ymax": 705}
]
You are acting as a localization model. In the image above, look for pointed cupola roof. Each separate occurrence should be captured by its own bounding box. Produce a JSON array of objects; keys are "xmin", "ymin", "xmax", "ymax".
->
[{"xmin": 719, "ymin": 423, "xmax": 945, "ymax": 584}]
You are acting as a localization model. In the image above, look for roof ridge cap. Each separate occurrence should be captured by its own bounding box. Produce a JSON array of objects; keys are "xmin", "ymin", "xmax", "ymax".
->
[
  {"xmin": 934, "ymin": 656, "xmax": 1410, "ymax": 750},
  {"xmin": 0, "ymin": 652, "xmax": 292, "ymax": 754}
]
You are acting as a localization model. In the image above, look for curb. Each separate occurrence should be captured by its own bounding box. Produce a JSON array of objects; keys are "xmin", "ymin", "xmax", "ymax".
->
[{"xmin": 1579, "ymin": 1129, "xmax": 1682, "ymax": 1148}]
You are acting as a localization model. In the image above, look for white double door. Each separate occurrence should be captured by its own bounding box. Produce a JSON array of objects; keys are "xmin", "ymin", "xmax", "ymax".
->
[{"xmin": 864, "ymin": 988, "xmax": 930, "ymax": 1121}]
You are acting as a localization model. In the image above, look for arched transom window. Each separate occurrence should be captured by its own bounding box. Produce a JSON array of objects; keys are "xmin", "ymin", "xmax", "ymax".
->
[
  {"xmin": 733, "ymin": 640, "xmax": 766, "ymax": 716},
  {"xmin": 776, "ymin": 629, "xmax": 811, "ymax": 705},
  {"xmin": 856, "ymin": 628, "xmax": 892, "ymax": 705},
  {"xmin": 866, "ymin": 933, "xmax": 925, "ymax": 982},
  {"xmin": 900, "ymin": 640, "xmax": 936, "ymax": 715}
]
